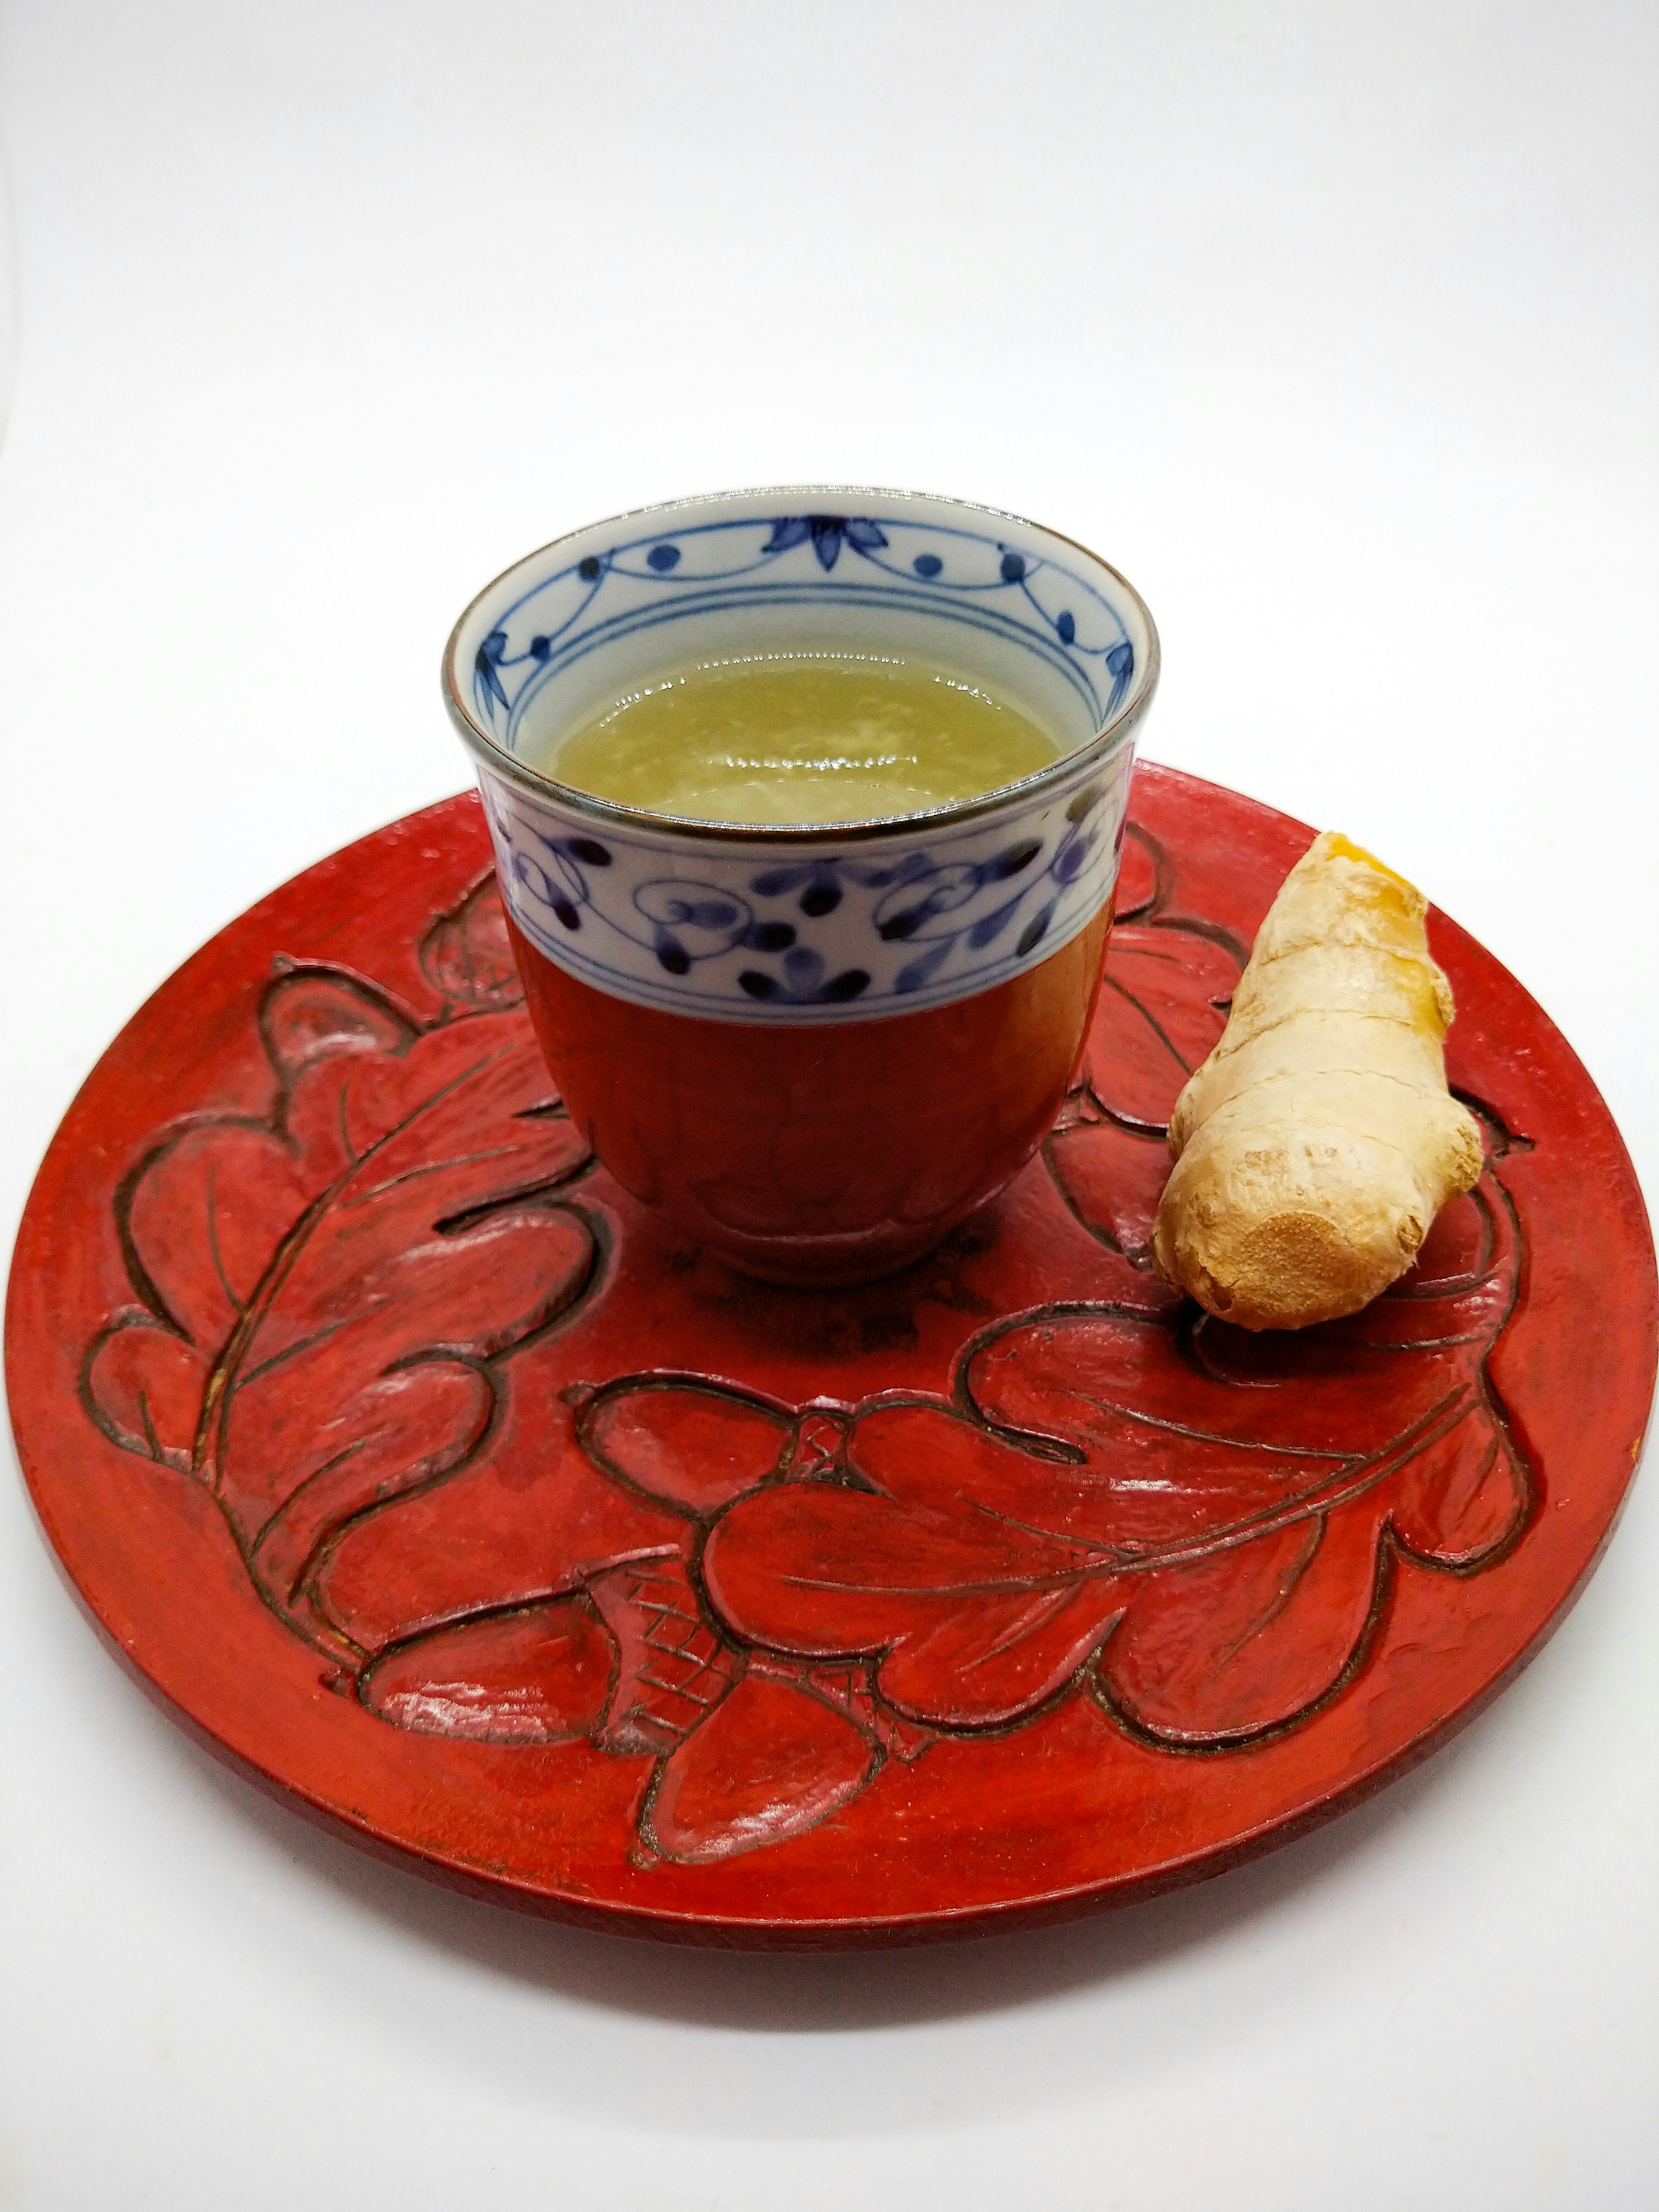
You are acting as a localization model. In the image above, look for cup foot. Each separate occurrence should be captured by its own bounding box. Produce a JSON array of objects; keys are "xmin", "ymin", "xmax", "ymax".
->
[{"xmin": 697, "ymin": 1217, "xmax": 957, "ymax": 1289}]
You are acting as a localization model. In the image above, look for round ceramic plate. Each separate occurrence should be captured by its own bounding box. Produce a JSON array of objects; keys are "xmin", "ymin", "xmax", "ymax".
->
[{"xmin": 7, "ymin": 766, "xmax": 1654, "ymax": 1947}]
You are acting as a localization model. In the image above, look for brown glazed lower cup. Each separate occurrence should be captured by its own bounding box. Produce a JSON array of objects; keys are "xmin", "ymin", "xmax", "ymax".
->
[
  {"xmin": 509, "ymin": 905, "xmax": 1113, "ymax": 1285},
  {"xmin": 445, "ymin": 488, "xmax": 1158, "ymax": 1287}
]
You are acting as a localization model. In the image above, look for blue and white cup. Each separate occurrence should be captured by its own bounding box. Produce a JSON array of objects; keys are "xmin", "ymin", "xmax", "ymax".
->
[{"xmin": 444, "ymin": 487, "xmax": 1159, "ymax": 1283}]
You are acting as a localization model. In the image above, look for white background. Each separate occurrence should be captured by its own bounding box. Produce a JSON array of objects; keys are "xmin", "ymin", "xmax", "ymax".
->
[{"xmin": 1, "ymin": 4, "xmax": 1655, "ymax": 2206}]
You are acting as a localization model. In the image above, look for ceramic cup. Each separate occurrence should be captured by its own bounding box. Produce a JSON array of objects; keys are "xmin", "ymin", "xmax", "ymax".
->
[{"xmin": 443, "ymin": 487, "xmax": 1159, "ymax": 1284}]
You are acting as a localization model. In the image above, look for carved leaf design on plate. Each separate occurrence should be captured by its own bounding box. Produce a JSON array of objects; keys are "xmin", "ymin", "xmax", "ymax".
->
[
  {"xmin": 702, "ymin": 1173, "xmax": 1529, "ymax": 1746},
  {"xmin": 85, "ymin": 882, "xmax": 598, "ymax": 1659},
  {"xmin": 358, "ymin": 1170, "xmax": 1529, "ymax": 1859},
  {"xmin": 421, "ymin": 869, "xmax": 525, "ymax": 1010},
  {"xmin": 1084, "ymin": 923, "xmax": 1243, "ymax": 1131},
  {"xmin": 1048, "ymin": 826, "xmax": 1246, "ymax": 1265}
]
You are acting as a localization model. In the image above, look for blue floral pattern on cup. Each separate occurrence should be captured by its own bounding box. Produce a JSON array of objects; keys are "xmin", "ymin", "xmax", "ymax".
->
[
  {"xmin": 480, "ymin": 742, "xmax": 1134, "ymax": 1023},
  {"xmin": 467, "ymin": 505, "xmax": 1141, "ymax": 745}
]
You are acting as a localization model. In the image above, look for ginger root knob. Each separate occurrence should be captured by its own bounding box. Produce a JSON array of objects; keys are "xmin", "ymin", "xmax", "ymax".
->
[{"xmin": 1152, "ymin": 830, "xmax": 1483, "ymax": 1330}]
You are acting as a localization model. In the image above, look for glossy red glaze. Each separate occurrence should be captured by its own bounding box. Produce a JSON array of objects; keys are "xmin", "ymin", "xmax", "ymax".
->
[
  {"xmin": 510, "ymin": 906, "xmax": 1112, "ymax": 1284},
  {"xmin": 6, "ymin": 766, "xmax": 1654, "ymax": 1947}
]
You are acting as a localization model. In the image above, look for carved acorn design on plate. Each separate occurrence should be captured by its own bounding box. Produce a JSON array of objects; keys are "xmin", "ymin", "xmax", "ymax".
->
[{"xmin": 83, "ymin": 839, "xmax": 1535, "ymax": 1869}]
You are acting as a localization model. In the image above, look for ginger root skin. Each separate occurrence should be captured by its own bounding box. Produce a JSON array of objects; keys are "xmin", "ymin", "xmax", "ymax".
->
[{"xmin": 1152, "ymin": 831, "xmax": 1483, "ymax": 1330}]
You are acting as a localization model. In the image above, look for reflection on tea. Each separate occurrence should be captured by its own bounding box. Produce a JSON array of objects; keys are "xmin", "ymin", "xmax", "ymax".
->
[{"xmin": 533, "ymin": 652, "xmax": 1062, "ymax": 824}]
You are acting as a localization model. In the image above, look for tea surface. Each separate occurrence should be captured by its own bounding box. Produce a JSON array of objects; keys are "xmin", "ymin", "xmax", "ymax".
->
[{"xmin": 534, "ymin": 653, "xmax": 1061, "ymax": 824}]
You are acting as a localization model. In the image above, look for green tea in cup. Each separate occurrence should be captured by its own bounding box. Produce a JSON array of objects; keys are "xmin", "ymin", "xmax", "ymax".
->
[{"xmin": 529, "ymin": 651, "xmax": 1062, "ymax": 826}]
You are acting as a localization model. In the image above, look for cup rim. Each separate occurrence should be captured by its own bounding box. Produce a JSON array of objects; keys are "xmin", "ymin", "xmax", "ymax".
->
[{"xmin": 441, "ymin": 485, "xmax": 1160, "ymax": 847}]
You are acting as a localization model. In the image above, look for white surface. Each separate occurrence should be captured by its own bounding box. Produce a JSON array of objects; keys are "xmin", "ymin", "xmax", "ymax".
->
[{"xmin": 1, "ymin": 4, "xmax": 1654, "ymax": 2206}]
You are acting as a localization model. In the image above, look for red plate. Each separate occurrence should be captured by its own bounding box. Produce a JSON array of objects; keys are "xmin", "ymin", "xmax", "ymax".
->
[{"xmin": 7, "ymin": 766, "xmax": 1654, "ymax": 1946}]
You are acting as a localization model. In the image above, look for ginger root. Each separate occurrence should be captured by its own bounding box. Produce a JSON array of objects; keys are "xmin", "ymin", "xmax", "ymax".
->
[{"xmin": 1152, "ymin": 830, "xmax": 1483, "ymax": 1330}]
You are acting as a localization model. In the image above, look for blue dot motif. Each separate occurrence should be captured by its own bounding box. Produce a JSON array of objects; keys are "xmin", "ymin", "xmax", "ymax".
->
[
  {"xmin": 647, "ymin": 543, "xmax": 681, "ymax": 572},
  {"xmin": 1056, "ymin": 610, "xmax": 1076, "ymax": 645},
  {"xmin": 1000, "ymin": 551, "xmax": 1027, "ymax": 583},
  {"xmin": 913, "ymin": 553, "xmax": 943, "ymax": 578}
]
